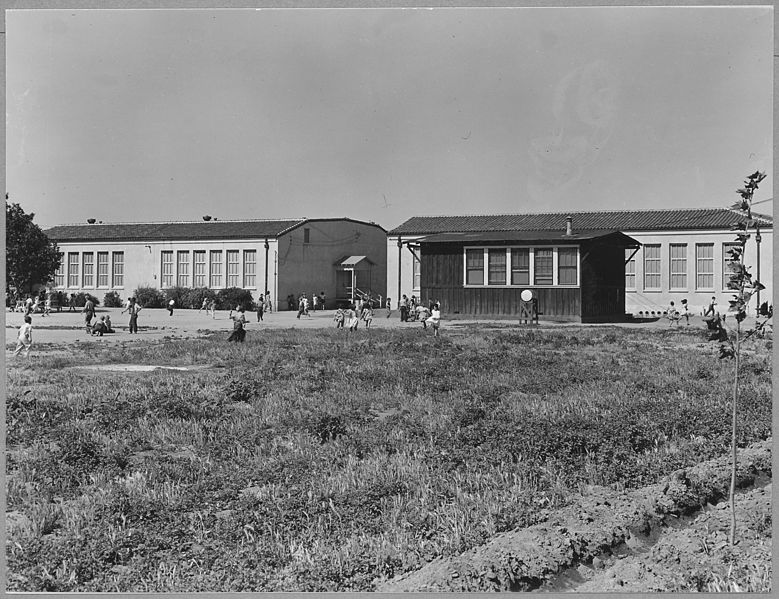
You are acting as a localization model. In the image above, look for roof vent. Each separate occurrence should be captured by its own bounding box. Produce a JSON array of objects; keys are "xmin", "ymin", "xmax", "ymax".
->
[
  {"xmin": 565, "ymin": 215, "xmax": 573, "ymax": 236},
  {"xmin": 87, "ymin": 218, "xmax": 96, "ymax": 224},
  {"xmin": 202, "ymin": 215, "xmax": 212, "ymax": 221}
]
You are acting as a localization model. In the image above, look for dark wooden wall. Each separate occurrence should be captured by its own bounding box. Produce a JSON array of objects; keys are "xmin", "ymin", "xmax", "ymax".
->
[
  {"xmin": 580, "ymin": 242, "xmax": 627, "ymax": 322},
  {"xmin": 421, "ymin": 243, "xmax": 583, "ymax": 320}
]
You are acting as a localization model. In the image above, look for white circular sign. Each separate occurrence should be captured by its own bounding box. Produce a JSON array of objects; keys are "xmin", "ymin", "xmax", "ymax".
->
[{"xmin": 520, "ymin": 289, "xmax": 533, "ymax": 302}]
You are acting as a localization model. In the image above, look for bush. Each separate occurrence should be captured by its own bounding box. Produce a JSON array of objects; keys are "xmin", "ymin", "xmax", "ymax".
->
[
  {"xmin": 102, "ymin": 291, "xmax": 123, "ymax": 308},
  {"xmin": 163, "ymin": 286, "xmax": 191, "ymax": 309},
  {"xmin": 133, "ymin": 285, "xmax": 165, "ymax": 309},
  {"xmin": 183, "ymin": 287, "xmax": 218, "ymax": 310},
  {"xmin": 72, "ymin": 292, "xmax": 100, "ymax": 308},
  {"xmin": 216, "ymin": 287, "xmax": 255, "ymax": 311}
]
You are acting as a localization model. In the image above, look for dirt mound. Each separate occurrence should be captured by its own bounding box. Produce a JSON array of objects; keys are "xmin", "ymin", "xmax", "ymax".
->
[{"xmin": 376, "ymin": 439, "xmax": 771, "ymax": 592}]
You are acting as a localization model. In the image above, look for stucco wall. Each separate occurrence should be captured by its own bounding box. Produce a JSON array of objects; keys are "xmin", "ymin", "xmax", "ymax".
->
[
  {"xmin": 51, "ymin": 238, "xmax": 279, "ymax": 307},
  {"xmin": 277, "ymin": 221, "xmax": 387, "ymax": 309}
]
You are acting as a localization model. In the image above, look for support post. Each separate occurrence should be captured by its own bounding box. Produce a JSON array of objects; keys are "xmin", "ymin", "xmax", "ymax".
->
[
  {"xmin": 397, "ymin": 237, "xmax": 403, "ymax": 308},
  {"xmin": 755, "ymin": 226, "xmax": 762, "ymax": 312},
  {"xmin": 264, "ymin": 239, "xmax": 270, "ymax": 303}
]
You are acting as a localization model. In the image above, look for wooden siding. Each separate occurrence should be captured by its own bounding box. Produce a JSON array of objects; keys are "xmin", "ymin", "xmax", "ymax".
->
[
  {"xmin": 421, "ymin": 244, "xmax": 582, "ymax": 320},
  {"xmin": 421, "ymin": 240, "xmax": 629, "ymax": 322}
]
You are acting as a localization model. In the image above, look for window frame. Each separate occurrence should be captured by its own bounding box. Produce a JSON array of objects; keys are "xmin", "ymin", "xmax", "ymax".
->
[
  {"xmin": 68, "ymin": 253, "xmax": 80, "ymax": 288},
  {"xmin": 643, "ymin": 244, "xmax": 661, "ymax": 291},
  {"xmin": 82, "ymin": 252, "xmax": 95, "ymax": 288},
  {"xmin": 210, "ymin": 250, "xmax": 223, "ymax": 288},
  {"xmin": 226, "ymin": 250, "xmax": 240, "ymax": 288},
  {"xmin": 668, "ymin": 243, "xmax": 688, "ymax": 291},
  {"xmin": 193, "ymin": 250, "xmax": 207, "ymax": 288},
  {"xmin": 177, "ymin": 251, "xmax": 190, "ymax": 288},
  {"xmin": 112, "ymin": 252, "xmax": 124, "ymax": 288},
  {"xmin": 695, "ymin": 243, "xmax": 714, "ymax": 291},
  {"xmin": 161, "ymin": 251, "xmax": 175, "ymax": 288},
  {"xmin": 463, "ymin": 245, "xmax": 579, "ymax": 288},
  {"xmin": 243, "ymin": 250, "xmax": 257, "ymax": 288},
  {"xmin": 625, "ymin": 248, "xmax": 636, "ymax": 291},
  {"xmin": 96, "ymin": 252, "xmax": 110, "ymax": 288},
  {"xmin": 722, "ymin": 242, "xmax": 740, "ymax": 291},
  {"xmin": 55, "ymin": 253, "xmax": 65, "ymax": 288}
]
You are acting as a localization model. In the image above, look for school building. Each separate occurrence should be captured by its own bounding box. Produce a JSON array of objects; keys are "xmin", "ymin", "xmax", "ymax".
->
[
  {"xmin": 45, "ymin": 218, "xmax": 387, "ymax": 309},
  {"xmin": 387, "ymin": 208, "xmax": 773, "ymax": 322}
]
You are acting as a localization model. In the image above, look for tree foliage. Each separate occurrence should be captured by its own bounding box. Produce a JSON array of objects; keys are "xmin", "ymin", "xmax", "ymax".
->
[{"xmin": 6, "ymin": 198, "xmax": 61, "ymax": 296}]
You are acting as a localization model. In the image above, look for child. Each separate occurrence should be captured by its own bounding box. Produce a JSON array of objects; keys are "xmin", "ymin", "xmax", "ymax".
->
[
  {"xmin": 348, "ymin": 304, "xmax": 359, "ymax": 332},
  {"xmin": 386, "ymin": 297, "xmax": 392, "ymax": 319},
  {"xmin": 426, "ymin": 303, "xmax": 441, "ymax": 337},
  {"xmin": 104, "ymin": 315, "xmax": 115, "ymax": 333},
  {"xmin": 14, "ymin": 315, "xmax": 33, "ymax": 357},
  {"xmin": 168, "ymin": 299, "xmax": 175, "ymax": 316},
  {"xmin": 43, "ymin": 295, "xmax": 51, "ymax": 317},
  {"xmin": 200, "ymin": 297, "xmax": 208, "ymax": 313},
  {"xmin": 92, "ymin": 316, "xmax": 108, "ymax": 336},
  {"xmin": 363, "ymin": 306, "xmax": 374, "ymax": 328},
  {"xmin": 228, "ymin": 308, "xmax": 247, "ymax": 342},
  {"xmin": 679, "ymin": 299, "xmax": 690, "ymax": 325},
  {"xmin": 667, "ymin": 301, "xmax": 680, "ymax": 327},
  {"xmin": 334, "ymin": 307, "xmax": 345, "ymax": 329}
]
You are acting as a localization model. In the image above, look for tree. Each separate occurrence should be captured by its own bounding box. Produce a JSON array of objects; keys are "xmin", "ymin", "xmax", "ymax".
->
[
  {"xmin": 712, "ymin": 171, "xmax": 770, "ymax": 545},
  {"xmin": 6, "ymin": 197, "xmax": 61, "ymax": 297}
]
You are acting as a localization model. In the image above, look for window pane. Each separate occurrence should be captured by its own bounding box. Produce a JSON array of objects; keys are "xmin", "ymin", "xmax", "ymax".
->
[
  {"xmin": 243, "ymin": 250, "xmax": 256, "ymax": 288},
  {"xmin": 669, "ymin": 243, "xmax": 687, "ymax": 290},
  {"xmin": 625, "ymin": 249, "xmax": 636, "ymax": 289},
  {"xmin": 465, "ymin": 249, "xmax": 484, "ymax": 285},
  {"xmin": 112, "ymin": 252, "xmax": 124, "ymax": 288},
  {"xmin": 227, "ymin": 250, "xmax": 240, "ymax": 287},
  {"xmin": 511, "ymin": 248, "xmax": 530, "ymax": 285},
  {"xmin": 55, "ymin": 253, "xmax": 65, "ymax": 287},
  {"xmin": 210, "ymin": 251, "xmax": 223, "ymax": 288},
  {"xmin": 488, "ymin": 249, "xmax": 507, "ymax": 285},
  {"xmin": 722, "ymin": 243, "xmax": 740, "ymax": 290},
  {"xmin": 696, "ymin": 243, "xmax": 714, "ymax": 290},
  {"xmin": 194, "ymin": 251, "xmax": 207, "ymax": 287},
  {"xmin": 558, "ymin": 248, "xmax": 578, "ymax": 285},
  {"xmin": 82, "ymin": 253, "xmax": 94, "ymax": 287},
  {"xmin": 534, "ymin": 248, "xmax": 553, "ymax": 285},
  {"xmin": 161, "ymin": 251, "xmax": 174, "ymax": 288},
  {"xmin": 68, "ymin": 253, "xmax": 80, "ymax": 287},
  {"xmin": 644, "ymin": 244, "xmax": 661, "ymax": 290}
]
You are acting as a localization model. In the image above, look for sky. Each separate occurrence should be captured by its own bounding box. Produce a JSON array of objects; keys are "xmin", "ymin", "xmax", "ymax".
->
[{"xmin": 5, "ymin": 6, "xmax": 774, "ymax": 231}]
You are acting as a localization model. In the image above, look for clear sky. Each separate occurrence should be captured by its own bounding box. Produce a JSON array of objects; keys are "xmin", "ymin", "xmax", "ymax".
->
[{"xmin": 6, "ymin": 6, "xmax": 774, "ymax": 230}]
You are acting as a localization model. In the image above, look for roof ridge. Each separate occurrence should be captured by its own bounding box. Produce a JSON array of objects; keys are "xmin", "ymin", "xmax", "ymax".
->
[
  {"xmin": 46, "ymin": 218, "xmax": 306, "ymax": 228},
  {"xmin": 405, "ymin": 207, "xmax": 735, "ymax": 219}
]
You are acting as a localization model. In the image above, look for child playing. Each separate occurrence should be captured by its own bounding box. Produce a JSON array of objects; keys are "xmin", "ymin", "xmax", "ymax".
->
[
  {"xmin": 362, "ymin": 306, "xmax": 374, "ymax": 328},
  {"xmin": 426, "ymin": 303, "xmax": 441, "ymax": 337},
  {"xmin": 386, "ymin": 297, "xmax": 392, "ymax": 319},
  {"xmin": 14, "ymin": 315, "xmax": 33, "ymax": 357},
  {"xmin": 348, "ymin": 305, "xmax": 360, "ymax": 332},
  {"xmin": 333, "ymin": 307, "xmax": 345, "ymax": 328}
]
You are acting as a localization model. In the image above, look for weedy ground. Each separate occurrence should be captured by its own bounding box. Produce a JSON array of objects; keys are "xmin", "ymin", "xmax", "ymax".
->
[{"xmin": 5, "ymin": 325, "xmax": 772, "ymax": 591}]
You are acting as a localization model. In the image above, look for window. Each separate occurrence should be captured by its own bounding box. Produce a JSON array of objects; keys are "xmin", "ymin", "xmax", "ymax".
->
[
  {"xmin": 643, "ymin": 244, "xmax": 661, "ymax": 290},
  {"xmin": 82, "ymin": 253, "xmax": 94, "ymax": 287},
  {"xmin": 412, "ymin": 251, "xmax": 421, "ymax": 290},
  {"xmin": 696, "ymin": 243, "xmax": 714, "ymax": 290},
  {"xmin": 488, "ymin": 249, "xmax": 507, "ymax": 285},
  {"xmin": 97, "ymin": 252, "xmax": 109, "ymax": 287},
  {"xmin": 177, "ymin": 251, "xmax": 190, "ymax": 287},
  {"xmin": 465, "ymin": 249, "xmax": 484, "ymax": 285},
  {"xmin": 243, "ymin": 250, "xmax": 256, "ymax": 288},
  {"xmin": 511, "ymin": 248, "xmax": 530, "ymax": 285},
  {"xmin": 669, "ymin": 244, "xmax": 687, "ymax": 290},
  {"xmin": 534, "ymin": 249, "xmax": 553, "ymax": 285},
  {"xmin": 625, "ymin": 249, "xmax": 636, "ymax": 290},
  {"xmin": 55, "ymin": 253, "xmax": 65, "ymax": 287},
  {"xmin": 722, "ymin": 242, "xmax": 740, "ymax": 290},
  {"xmin": 194, "ymin": 251, "xmax": 207, "ymax": 287},
  {"xmin": 557, "ymin": 247, "xmax": 578, "ymax": 285},
  {"xmin": 227, "ymin": 250, "xmax": 240, "ymax": 287},
  {"xmin": 112, "ymin": 252, "xmax": 124, "ymax": 288},
  {"xmin": 161, "ymin": 251, "xmax": 174, "ymax": 288},
  {"xmin": 210, "ymin": 251, "xmax": 223, "ymax": 288},
  {"xmin": 68, "ymin": 253, "xmax": 80, "ymax": 287}
]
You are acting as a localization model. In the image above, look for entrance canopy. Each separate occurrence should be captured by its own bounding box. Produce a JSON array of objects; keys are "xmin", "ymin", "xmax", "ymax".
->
[{"xmin": 335, "ymin": 256, "xmax": 376, "ymax": 304}]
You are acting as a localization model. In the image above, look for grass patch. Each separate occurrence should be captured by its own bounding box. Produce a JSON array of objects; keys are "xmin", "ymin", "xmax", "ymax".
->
[{"xmin": 5, "ymin": 326, "xmax": 772, "ymax": 591}]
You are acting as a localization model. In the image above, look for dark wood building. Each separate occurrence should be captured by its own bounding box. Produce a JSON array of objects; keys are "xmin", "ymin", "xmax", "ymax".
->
[{"xmin": 418, "ymin": 229, "xmax": 640, "ymax": 323}]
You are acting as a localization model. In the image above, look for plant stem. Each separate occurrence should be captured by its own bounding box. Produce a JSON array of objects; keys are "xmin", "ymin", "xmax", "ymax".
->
[{"xmin": 729, "ymin": 322, "xmax": 739, "ymax": 545}]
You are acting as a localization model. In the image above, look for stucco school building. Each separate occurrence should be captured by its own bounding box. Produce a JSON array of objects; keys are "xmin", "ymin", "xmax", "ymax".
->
[
  {"xmin": 45, "ymin": 218, "xmax": 387, "ymax": 309},
  {"xmin": 387, "ymin": 208, "xmax": 772, "ymax": 322}
]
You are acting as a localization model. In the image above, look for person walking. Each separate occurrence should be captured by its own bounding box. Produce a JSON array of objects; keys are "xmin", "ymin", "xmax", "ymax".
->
[
  {"xmin": 13, "ymin": 315, "xmax": 33, "ymax": 358},
  {"xmin": 43, "ymin": 294, "xmax": 52, "ymax": 317},
  {"xmin": 334, "ymin": 307, "xmax": 345, "ymax": 328},
  {"xmin": 265, "ymin": 292, "xmax": 272, "ymax": 313},
  {"xmin": 679, "ymin": 299, "xmax": 690, "ymax": 326},
  {"xmin": 83, "ymin": 296, "xmax": 95, "ymax": 334},
  {"xmin": 386, "ymin": 297, "xmax": 392, "ymax": 319},
  {"xmin": 168, "ymin": 299, "xmax": 175, "ymax": 316},
  {"xmin": 209, "ymin": 299, "xmax": 217, "ymax": 319},
  {"xmin": 68, "ymin": 293, "xmax": 77, "ymax": 312},
  {"xmin": 426, "ymin": 303, "xmax": 441, "ymax": 337},
  {"xmin": 199, "ymin": 297, "xmax": 209, "ymax": 313},
  {"xmin": 347, "ymin": 304, "xmax": 360, "ymax": 332}
]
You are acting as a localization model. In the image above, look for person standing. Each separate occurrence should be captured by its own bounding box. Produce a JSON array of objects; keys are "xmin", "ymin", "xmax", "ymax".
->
[
  {"xmin": 257, "ymin": 296, "xmax": 265, "ymax": 322},
  {"xmin": 24, "ymin": 295, "xmax": 33, "ymax": 316},
  {"xmin": 209, "ymin": 299, "xmax": 217, "ymax": 319},
  {"xmin": 168, "ymin": 299, "xmax": 175, "ymax": 316},
  {"xmin": 43, "ymin": 294, "xmax": 51, "ymax": 317},
  {"xmin": 347, "ymin": 304, "xmax": 359, "ymax": 332},
  {"xmin": 319, "ymin": 291, "xmax": 326, "ymax": 310},
  {"xmin": 68, "ymin": 293, "xmax": 77, "ymax": 312},
  {"xmin": 385, "ymin": 297, "xmax": 392, "ymax": 319},
  {"xmin": 426, "ymin": 303, "xmax": 441, "ymax": 337},
  {"xmin": 400, "ymin": 295, "xmax": 409, "ymax": 322},
  {"xmin": 83, "ymin": 296, "xmax": 95, "ymax": 334},
  {"xmin": 679, "ymin": 299, "xmax": 690, "ymax": 326},
  {"xmin": 122, "ymin": 297, "xmax": 141, "ymax": 334},
  {"xmin": 333, "ymin": 307, "xmax": 345, "ymax": 328},
  {"xmin": 13, "ymin": 315, "xmax": 33, "ymax": 358},
  {"xmin": 228, "ymin": 307, "xmax": 247, "ymax": 342},
  {"xmin": 704, "ymin": 296, "xmax": 717, "ymax": 317}
]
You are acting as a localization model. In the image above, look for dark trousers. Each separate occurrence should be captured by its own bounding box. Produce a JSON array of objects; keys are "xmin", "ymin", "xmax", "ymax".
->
[{"xmin": 129, "ymin": 314, "xmax": 138, "ymax": 333}]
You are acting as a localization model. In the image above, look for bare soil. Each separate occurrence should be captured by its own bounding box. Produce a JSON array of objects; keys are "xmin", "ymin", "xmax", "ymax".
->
[{"xmin": 376, "ymin": 439, "xmax": 772, "ymax": 592}]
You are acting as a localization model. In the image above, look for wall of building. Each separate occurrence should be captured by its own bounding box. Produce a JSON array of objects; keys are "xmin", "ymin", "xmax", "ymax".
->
[
  {"xmin": 624, "ymin": 229, "xmax": 773, "ymax": 316},
  {"xmin": 52, "ymin": 238, "xmax": 279, "ymax": 307},
  {"xmin": 387, "ymin": 235, "xmax": 423, "ymax": 308},
  {"xmin": 277, "ymin": 221, "xmax": 387, "ymax": 309}
]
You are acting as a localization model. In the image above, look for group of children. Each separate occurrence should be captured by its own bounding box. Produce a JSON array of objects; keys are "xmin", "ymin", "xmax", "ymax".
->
[{"xmin": 333, "ymin": 301, "xmax": 441, "ymax": 335}]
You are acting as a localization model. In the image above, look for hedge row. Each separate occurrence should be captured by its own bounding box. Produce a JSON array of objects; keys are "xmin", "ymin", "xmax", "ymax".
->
[{"xmin": 132, "ymin": 286, "xmax": 257, "ymax": 311}]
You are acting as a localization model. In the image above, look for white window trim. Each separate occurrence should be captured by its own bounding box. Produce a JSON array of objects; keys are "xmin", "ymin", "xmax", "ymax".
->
[
  {"xmin": 112, "ymin": 252, "xmax": 125, "ymax": 289},
  {"xmin": 463, "ymin": 245, "xmax": 580, "ymax": 288},
  {"xmin": 643, "ymin": 244, "xmax": 662, "ymax": 292},
  {"xmin": 695, "ymin": 243, "xmax": 715, "ymax": 291},
  {"xmin": 668, "ymin": 243, "xmax": 688, "ymax": 292}
]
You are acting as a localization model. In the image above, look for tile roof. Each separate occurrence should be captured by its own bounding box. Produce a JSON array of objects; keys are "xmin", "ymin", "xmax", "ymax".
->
[
  {"xmin": 417, "ymin": 230, "xmax": 640, "ymax": 246},
  {"xmin": 45, "ymin": 218, "xmax": 386, "ymax": 242},
  {"xmin": 388, "ymin": 208, "xmax": 773, "ymax": 236}
]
